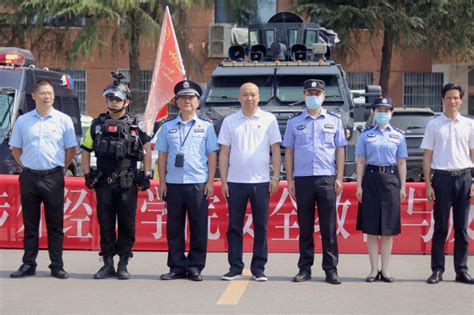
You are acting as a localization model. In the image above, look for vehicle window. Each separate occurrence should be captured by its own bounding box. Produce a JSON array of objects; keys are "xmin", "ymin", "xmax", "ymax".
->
[
  {"xmin": 277, "ymin": 75, "xmax": 343, "ymax": 103},
  {"xmin": 265, "ymin": 29, "xmax": 275, "ymax": 46},
  {"xmin": 288, "ymin": 29, "xmax": 298, "ymax": 47},
  {"xmin": 305, "ymin": 29, "xmax": 318, "ymax": 47},
  {"xmin": 206, "ymin": 75, "xmax": 273, "ymax": 105},
  {"xmin": 0, "ymin": 90, "xmax": 14, "ymax": 140},
  {"xmin": 390, "ymin": 114, "xmax": 433, "ymax": 132}
]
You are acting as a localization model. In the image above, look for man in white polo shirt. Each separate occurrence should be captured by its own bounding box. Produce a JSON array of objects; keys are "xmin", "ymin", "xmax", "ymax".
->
[
  {"xmin": 421, "ymin": 83, "xmax": 474, "ymax": 285},
  {"xmin": 218, "ymin": 82, "xmax": 281, "ymax": 282}
]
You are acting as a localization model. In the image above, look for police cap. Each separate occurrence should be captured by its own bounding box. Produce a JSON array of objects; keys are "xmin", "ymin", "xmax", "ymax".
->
[
  {"xmin": 174, "ymin": 80, "xmax": 202, "ymax": 98},
  {"xmin": 303, "ymin": 79, "xmax": 325, "ymax": 91},
  {"xmin": 372, "ymin": 97, "xmax": 393, "ymax": 110}
]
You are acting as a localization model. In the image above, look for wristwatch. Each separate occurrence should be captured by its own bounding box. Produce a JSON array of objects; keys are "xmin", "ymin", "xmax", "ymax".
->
[
  {"xmin": 145, "ymin": 171, "xmax": 153, "ymax": 178},
  {"xmin": 270, "ymin": 175, "xmax": 280, "ymax": 182}
]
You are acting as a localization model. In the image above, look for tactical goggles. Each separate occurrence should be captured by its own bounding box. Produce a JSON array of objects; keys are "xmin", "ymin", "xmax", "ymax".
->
[{"xmin": 106, "ymin": 95, "xmax": 125, "ymax": 103}]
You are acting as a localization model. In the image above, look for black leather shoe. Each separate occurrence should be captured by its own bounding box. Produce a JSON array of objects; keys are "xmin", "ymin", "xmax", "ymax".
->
[
  {"xmin": 426, "ymin": 270, "xmax": 443, "ymax": 284},
  {"xmin": 455, "ymin": 272, "xmax": 474, "ymax": 285},
  {"xmin": 10, "ymin": 264, "xmax": 36, "ymax": 278},
  {"xmin": 325, "ymin": 270, "xmax": 341, "ymax": 285},
  {"xmin": 51, "ymin": 268, "xmax": 68, "ymax": 279},
  {"xmin": 379, "ymin": 271, "xmax": 394, "ymax": 283},
  {"xmin": 160, "ymin": 271, "xmax": 187, "ymax": 280},
  {"xmin": 293, "ymin": 270, "xmax": 311, "ymax": 282},
  {"xmin": 188, "ymin": 271, "xmax": 203, "ymax": 281},
  {"xmin": 365, "ymin": 272, "xmax": 378, "ymax": 283}
]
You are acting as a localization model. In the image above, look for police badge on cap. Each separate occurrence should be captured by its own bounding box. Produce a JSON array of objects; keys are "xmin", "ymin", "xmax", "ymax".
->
[
  {"xmin": 303, "ymin": 79, "xmax": 325, "ymax": 91},
  {"xmin": 174, "ymin": 80, "xmax": 202, "ymax": 98},
  {"xmin": 372, "ymin": 97, "xmax": 394, "ymax": 109}
]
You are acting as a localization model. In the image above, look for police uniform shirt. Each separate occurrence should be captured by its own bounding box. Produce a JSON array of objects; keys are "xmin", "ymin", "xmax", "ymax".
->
[
  {"xmin": 217, "ymin": 108, "xmax": 282, "ymax": 183},
  {"xmin": 420, "ymin": 113, "xmax": 474, "ymax": 170},
  {"xmin": 282, "ymin": 108, "xmax": 347, "ymax": 176},
  {"xmin": 155, "ymin": 114, "xmax": 219, "ymax": 184},
  {"xmin": 80, "ymin": 113, "xmax": 150, "ymax": 170},
  {"xmin": 355, "ymin": 125, "xmax": 408, "ymax": 165},
  {"xmin": 9, "ymin": 108, "xmax": 77, "ymax": 170}
]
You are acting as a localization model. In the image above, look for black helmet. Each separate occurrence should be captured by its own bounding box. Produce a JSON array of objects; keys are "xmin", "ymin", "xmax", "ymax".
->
[{"xmin": 102, "ymin": 72, "xmax": 131, "ymax": 100}]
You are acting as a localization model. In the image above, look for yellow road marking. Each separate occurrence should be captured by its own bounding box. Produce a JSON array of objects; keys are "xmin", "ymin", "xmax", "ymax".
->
[{"xmin": 216, "ymin": 269, "xmax": 252, "ymax": 305}]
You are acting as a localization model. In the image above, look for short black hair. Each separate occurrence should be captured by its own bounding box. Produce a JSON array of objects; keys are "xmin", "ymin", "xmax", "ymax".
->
[
  {"xmin": 33, "ymin": 79, "xmax": 54, "ymax": 93},
  {"xmin": 441, "ymin": 83, "xmax": 464, "ymax": 99}
]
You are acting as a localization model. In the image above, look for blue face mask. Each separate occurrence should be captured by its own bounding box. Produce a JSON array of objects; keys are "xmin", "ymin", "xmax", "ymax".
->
[
  {"xmin": 374, "ymin": 112, "xmax": 391, "ymax": 125},
  {"xmin": 305, "ymin": 95, "xmax": 323, "ymax": 110}
]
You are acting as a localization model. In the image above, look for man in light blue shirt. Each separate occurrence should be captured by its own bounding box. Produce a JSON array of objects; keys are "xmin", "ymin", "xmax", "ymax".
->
[
  {"xmin": 156, "ymin": 80, "xmax": 219, "ymax": 281},
  {"xmin": 9, "ymin": 79, "xmax": 77, "ymax": 279},
  {"xmin": 283, "ymin": 79, "xmax": 346, "ymax": 284}
]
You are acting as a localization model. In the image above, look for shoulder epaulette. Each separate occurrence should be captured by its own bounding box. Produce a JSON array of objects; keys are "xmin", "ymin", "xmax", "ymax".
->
[
  {"xmin": 289, "ymin": 112, "xmax": 303, "ymax": 119},
  {"xmin": 162, "ymin": 115, "xmax": 178, "ymax": 124},
  {"xmin": 361, "ymin": 125, "xmax": 376, "ymax": 133},
  {"xmin": 393, "ymin": 127, "xmax": 405, "ymax": 134},
  {"xmin": 327, "ymin": 111, "xmax": 341, "ymax": 118},
  {"xmin": 198, "ymin": 115, "xmax": 213, "ymax": 123}
]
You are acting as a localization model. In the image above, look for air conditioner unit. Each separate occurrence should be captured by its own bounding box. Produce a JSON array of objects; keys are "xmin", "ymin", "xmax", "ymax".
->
[{"xmin": 208, "ymin": 23, "xmax": 235, "ymax": 58}]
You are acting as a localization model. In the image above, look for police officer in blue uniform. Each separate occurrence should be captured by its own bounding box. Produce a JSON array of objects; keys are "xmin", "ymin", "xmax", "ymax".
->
[
  {"xmin": 156, "ymin": 80, "xmax": 219, "ymax": 281},
  {"xmin": 355, "ymin": 97, "xmax": 407, "ymax": 283},
  {"xmin": 283, "ymin": 79, "xmax": 347, "ymax": 284},
  {"xmin": 81, "ymin": 73, "xmax": 152, "ymax": 280}
]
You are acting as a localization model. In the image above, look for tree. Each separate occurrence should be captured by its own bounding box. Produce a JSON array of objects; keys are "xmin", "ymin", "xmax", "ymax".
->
[
  {"xmin": 0, "ymin": 0, "xmax": 211, "ymax": 114},
  {"xmin": 293, "ymin": 0, "xmax": 473, "ymax": 95}
]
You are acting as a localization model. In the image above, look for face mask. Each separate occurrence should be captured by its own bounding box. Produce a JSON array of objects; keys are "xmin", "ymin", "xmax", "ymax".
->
[
  {"xmin": 374, "ymin": 112, "xmax": 391, "ymax": 125},
  {"xmin": 305, "ymin": 95, "xmax": 323, "ymax": 110}
]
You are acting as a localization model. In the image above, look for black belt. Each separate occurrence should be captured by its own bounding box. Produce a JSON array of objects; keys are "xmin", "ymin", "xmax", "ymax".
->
[
  {"xmin": 23, "ymin": 166, "xmax": 62, "ymax": 176},
  {"xmin": 366, "ymin": 164, "xmax": 397, "ymax": 174},
  {"xmin": 433, "ymin": 168, "xmax": 470, "ymax": 177}
]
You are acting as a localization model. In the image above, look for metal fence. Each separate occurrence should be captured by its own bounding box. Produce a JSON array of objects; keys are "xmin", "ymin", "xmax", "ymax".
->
[{"xmin": 403, "ymin": 72, "xmax": 444, "ymax": 112}]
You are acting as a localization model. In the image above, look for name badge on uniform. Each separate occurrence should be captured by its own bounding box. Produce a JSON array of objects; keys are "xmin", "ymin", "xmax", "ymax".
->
[
  {"xmin": 389, "ymin": 134, "xmax": 399, "ymax": 139},
  {"xmin": 194, "ymin": 129, "xmax": 204, "ymax": 133},
  {"xmin": 367, "ymin": 133, "xmax": 376, "ymax": 138},
  {"xmin": 95, "ymin": 125, "xmax": 101, "ymax": 134},
  {"xmin": 297, "ymin": 125, "xmax": 306, "ymax": 130},
  {"xmin": 324, "ymin": 123, "xmax": 334, "ymax": 129},
  {"xmin": 168, "ymin": 129, "xmax": 177, "ymax": 133}
]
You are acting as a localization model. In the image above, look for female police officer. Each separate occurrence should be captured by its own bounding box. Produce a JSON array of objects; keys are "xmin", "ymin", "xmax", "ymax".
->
[{"xmin": 355, "ymin": 97, "xmax": 407, "ymax": 283}]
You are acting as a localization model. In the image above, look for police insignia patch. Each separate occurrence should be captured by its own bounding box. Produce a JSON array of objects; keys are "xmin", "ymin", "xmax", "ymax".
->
[
  {"xmin": 183, "ymin": 81, "xmax": 190, "ymax": 88},
  {"xmin": 138, "ymin": 121, "xmax": 146, "ymax": 132},
  {"xmin": 95, "ymin": 125, "xmax": 101, "ymax": 134}
]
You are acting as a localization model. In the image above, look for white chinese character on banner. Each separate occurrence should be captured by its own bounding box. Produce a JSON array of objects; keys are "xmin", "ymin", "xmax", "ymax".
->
[
  {"xmin": 64, "ymin": 188, "xmax": 93, "ymax": 238},
  {"xmin": 140, "ymin": 187, "xmax": 167, "ymax": 239},
  {"xmin": 0, "ymin": 191, "xmax": 10, "ymax": 227}
]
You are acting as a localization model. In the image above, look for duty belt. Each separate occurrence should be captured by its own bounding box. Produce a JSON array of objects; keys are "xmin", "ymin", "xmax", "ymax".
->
[
  {"xmin": 366, "ymin": 164, "xmax": 397, "ymax": 174},
  {"xmin": 433, "ymin": 168, "xmax": 470, "ymax": 177}
]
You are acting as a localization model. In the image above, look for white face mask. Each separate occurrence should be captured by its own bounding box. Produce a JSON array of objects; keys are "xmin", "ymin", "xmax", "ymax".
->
[{"xmin": 305, "ymin": 95, "xmax": 323, "ymax": 110}]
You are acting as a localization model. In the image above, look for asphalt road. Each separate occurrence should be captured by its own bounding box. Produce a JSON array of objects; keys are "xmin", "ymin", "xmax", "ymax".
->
[{"xmin": 1, "ymin": 249, "xmax": 473, "ymax": 314}]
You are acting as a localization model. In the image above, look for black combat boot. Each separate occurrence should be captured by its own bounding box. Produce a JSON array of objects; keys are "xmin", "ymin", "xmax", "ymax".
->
[
  {"xmin": 93, "ymin": 256, "xmax": 116, "ymax": 279},
  {"xmin": 117, "ymin": 255, "xmax": 131, "ymax": 280}
]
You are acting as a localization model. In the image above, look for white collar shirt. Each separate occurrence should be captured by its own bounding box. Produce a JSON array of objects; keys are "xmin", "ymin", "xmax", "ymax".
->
[
  {"xmin": 218, "ymin": 108, "xmax": 282, "ymax": 183},
  {"xmin": 420, "ymin": 113, "xmax": 474, "ymax": 170}
]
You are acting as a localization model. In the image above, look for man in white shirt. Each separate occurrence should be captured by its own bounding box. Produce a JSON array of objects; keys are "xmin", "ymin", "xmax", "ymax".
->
[
  {"xmin": 421, "ymin": 83, "xmax": 474, "ymax": 285},
  {"xmin": 218, "ymin": 82, "xmax": 282, "ymax": 282}
]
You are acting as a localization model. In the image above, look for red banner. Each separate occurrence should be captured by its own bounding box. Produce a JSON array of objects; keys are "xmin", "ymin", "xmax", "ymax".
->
[
  {"xmin": 0, "ymin": 175, "xmax": 473, "ymax": 254},
  {"xmin": 143, "ymin": 6, "xmax": 186, "ymax": 135}
]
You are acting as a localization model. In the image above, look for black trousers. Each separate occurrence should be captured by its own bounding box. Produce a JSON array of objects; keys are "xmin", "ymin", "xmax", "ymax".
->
[
  {"xmin": 19, "ymin": 168, "xmax": 65, "ymax": 269},
  {"xmin": 95, "ymin": 182, "xmax": 137, "ymax": 257},
  {"xmin": 295, "ymin": 176, "xmax": 338, "ymax": 273},
  {"xmin": 166, "ymin": 183, "xmax": 208, "ymax": 273},
  {"xmin": 227, "ymin": 182, "xmax": 269, "ymax": 275},
  {"xmin": 431, "ymin": 171, "xmax": 471, "ymax": 273}
]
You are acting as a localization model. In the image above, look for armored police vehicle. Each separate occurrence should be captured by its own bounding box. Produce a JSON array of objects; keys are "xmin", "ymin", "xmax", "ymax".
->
[
  {"xmin": 200, "ymin": 12, "xmax": 380, "ymax": 179},
  {"xmin": 0, "ymin": 47, "xmax": 82, "ymax": 175}
]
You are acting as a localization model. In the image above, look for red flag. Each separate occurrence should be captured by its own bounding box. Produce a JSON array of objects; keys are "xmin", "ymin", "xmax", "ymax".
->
[{"xmin": 144, "ymin": 6, "xmax": 185, "ymax": 135}]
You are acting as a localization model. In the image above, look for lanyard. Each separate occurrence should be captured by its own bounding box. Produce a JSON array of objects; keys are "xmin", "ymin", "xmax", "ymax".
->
[{"xmin": 179, "ymin": 120, "xmax": 195, "ymax": 149}]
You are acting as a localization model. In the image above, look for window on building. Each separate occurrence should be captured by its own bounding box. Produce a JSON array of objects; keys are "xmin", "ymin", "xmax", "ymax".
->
[
  {"xmin": 403, "ymin": 72, "xmax": 444, "ymax": 112},
  {"xmin": 214, "ymin": 0, "xmax": 277, "ymax": 26},
  {"xmin": 50, "ymin": 69, "xmax": 87, "ymax": 113},
  {"xmin": 117, "ymin": 69, "xmax": 153, "ymax": 107},
  {"xmin": 347, "ymin": 72, "xmax": 373, "ymax": 90}
]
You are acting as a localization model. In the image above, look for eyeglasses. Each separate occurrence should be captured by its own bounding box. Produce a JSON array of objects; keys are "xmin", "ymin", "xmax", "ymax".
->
[{"xmin": 106, "ymin": 95, "xmax": 123, "ymax": 102}]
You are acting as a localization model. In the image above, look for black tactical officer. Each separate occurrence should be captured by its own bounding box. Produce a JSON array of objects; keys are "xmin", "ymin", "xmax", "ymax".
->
[{"xmin": 81, "ymin": 73, "xmax": 152, "ymax": 280}]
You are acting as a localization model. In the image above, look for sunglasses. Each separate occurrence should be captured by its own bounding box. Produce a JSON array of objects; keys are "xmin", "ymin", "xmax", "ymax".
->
[{"xmin": 106, "ymin": 95, "xmax": 124, "ymax": 102}]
